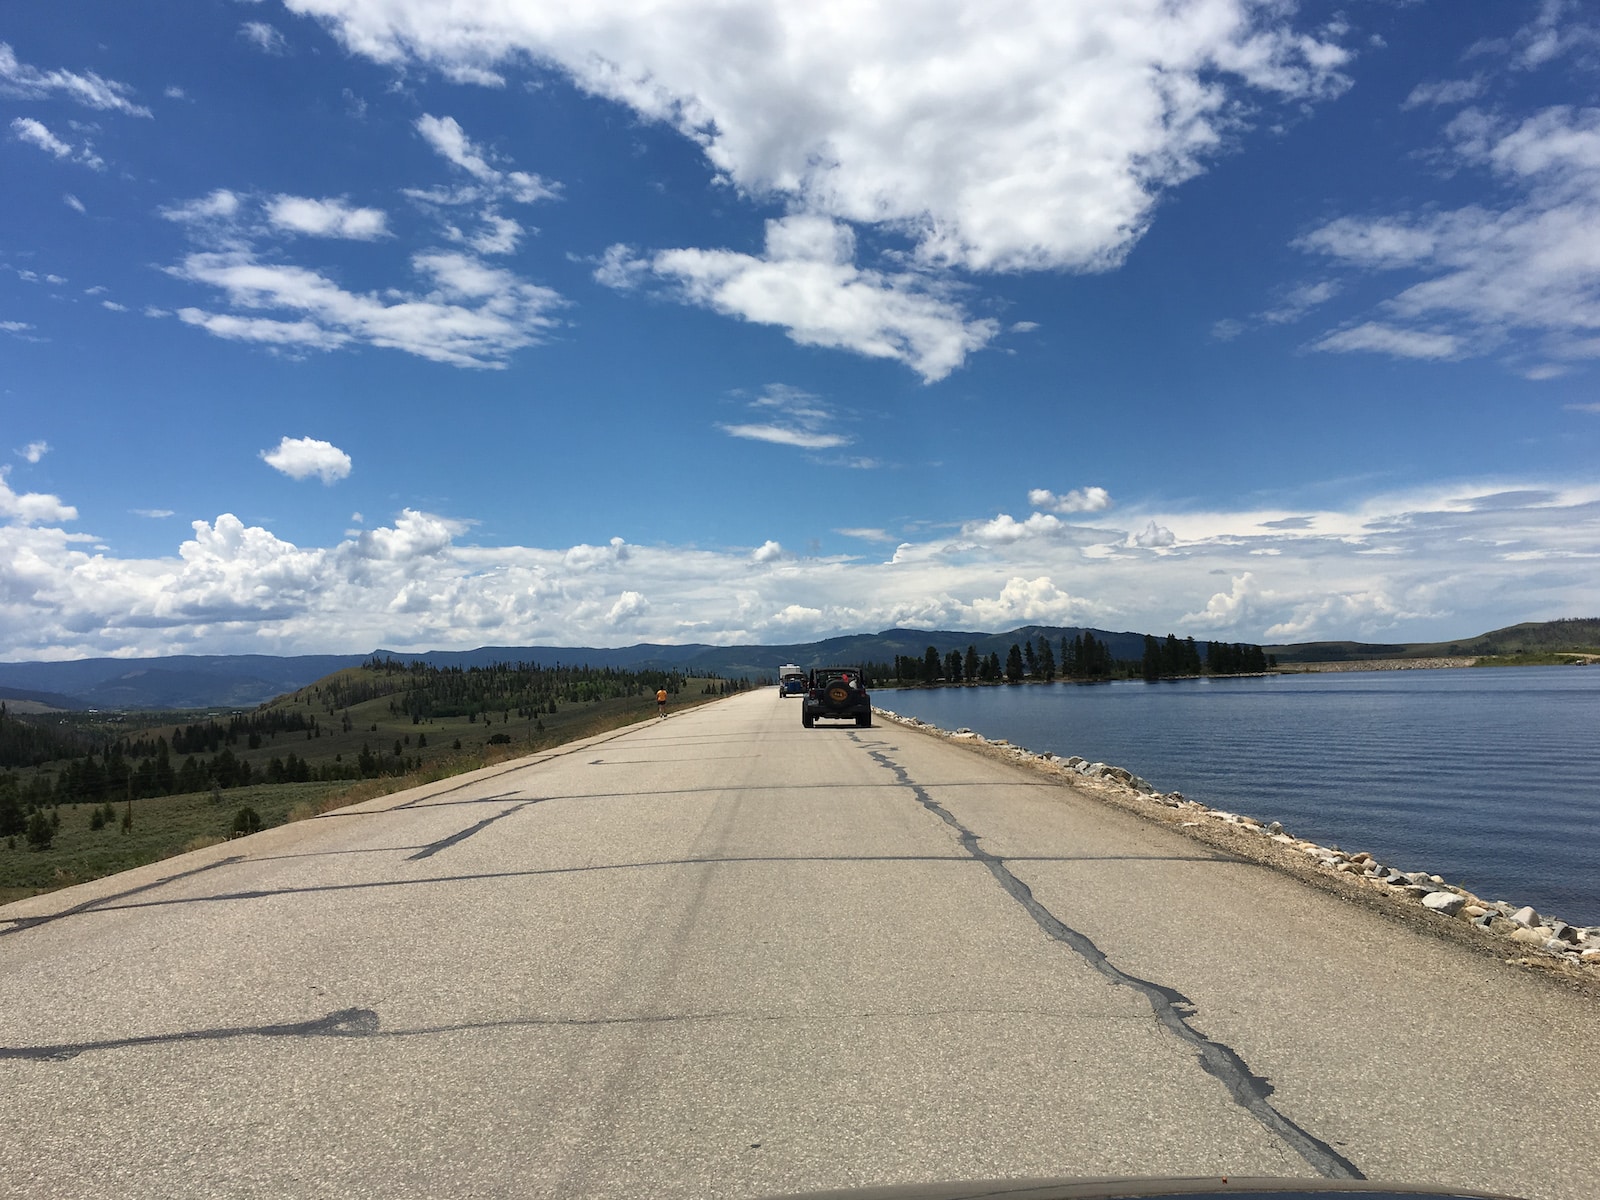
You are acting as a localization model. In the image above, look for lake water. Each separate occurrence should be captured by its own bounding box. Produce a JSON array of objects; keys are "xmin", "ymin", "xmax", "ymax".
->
[{"xmin": 877, "ymin": 667, "xmax": 1600, "ymax": 926}]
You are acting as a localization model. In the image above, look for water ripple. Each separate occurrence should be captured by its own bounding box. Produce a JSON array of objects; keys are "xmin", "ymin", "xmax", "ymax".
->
[{"xmin": 883, "ymin": 667, "xmax": 1600, "ymax": 925}]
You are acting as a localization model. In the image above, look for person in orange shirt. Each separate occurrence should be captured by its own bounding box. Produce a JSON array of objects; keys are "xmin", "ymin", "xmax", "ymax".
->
[{"xmin": 656, "ymin": 687, "xmax": 668, "ymax": 718}]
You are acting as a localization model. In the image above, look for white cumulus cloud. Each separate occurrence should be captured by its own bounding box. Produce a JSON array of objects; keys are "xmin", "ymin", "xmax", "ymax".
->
[
  {"xmin": 160, "ymin": 189, "xmax": 243, "ymax": 224},
  {"xmin": 260, "ymin": 436, "xmax": 353, "ymax": 484},
  {"xmin": 606, "ymin": 590, "xmax": 649, "ymax": 624},
  {"xmin": 0, "ymin": 467, "xmax": 78, "ymax": 524},
  {"xmin": 287, "ymin": 0, "xmax": 1349, "ymax": 379},
  {"xmin": 288, "ymin": 0, "xmax": 1348, "ymax": 273},
  {"xmin": 1130, "ymin": 521, "xmax": 1178, "ymax": 549},
  {"xmin": 266, "ymin": 195, "xmax": 390, "ymax": 240},
  {"xmin": 1, "ymin": 476, "xmax": 1598, "ymax": 656},
  {"xmin": 1028, "ymin": 486, "xmax": 1112, "ymax": 515},
  {"xmin": 610, "ymin": 215, "xmax": 997, "ymax": 382},
  {"xmin": 962, "ymin": 512, "xmax": 1065, "ymax": 545}
]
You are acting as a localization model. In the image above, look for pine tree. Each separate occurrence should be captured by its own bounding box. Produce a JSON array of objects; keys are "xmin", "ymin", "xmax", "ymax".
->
[
  {"xmin": 1142, "ymin": 635, "xmax": 1162, "ymax": 681},
  {"xmin": 1005, "ymin": 643, "xmax": 1025, "ymax": 682},
  {"xmin": 1162, "ymin": 634, "xmax": 1183, "ymax": 677},
  {"xmin": 26, "ymin": 809, "xmax": 53, "ymax": 850}
]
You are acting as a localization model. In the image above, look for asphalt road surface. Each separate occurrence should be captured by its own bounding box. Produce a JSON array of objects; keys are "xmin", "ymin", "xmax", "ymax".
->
[{"xmin": 2, "ymin": 690, "xmax": 1594, "ymax": 1200}]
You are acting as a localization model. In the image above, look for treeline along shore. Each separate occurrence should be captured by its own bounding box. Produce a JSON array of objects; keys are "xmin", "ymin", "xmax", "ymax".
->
[
  {"xmin": 2, "ymin": 617, "xmax": 1596, "ymax": 904},
  {"xmin": 873, "ymin": 633, "xmax": 1273, "ymax": 687}
]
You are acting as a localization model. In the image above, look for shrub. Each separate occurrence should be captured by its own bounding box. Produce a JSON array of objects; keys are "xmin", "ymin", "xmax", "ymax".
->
[
  {"xmin": 25, "ymin": 811, "xmax": 53, "ymax": 851},
  {"xmin": 231, "ymin": 806, "xmax": 263, "ymax": 836}
]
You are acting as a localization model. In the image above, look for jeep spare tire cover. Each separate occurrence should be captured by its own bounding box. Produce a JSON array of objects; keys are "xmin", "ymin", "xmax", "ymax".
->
[{"xmin": 827, "ymin": 683, "xmax": 851, "ymax": 704}]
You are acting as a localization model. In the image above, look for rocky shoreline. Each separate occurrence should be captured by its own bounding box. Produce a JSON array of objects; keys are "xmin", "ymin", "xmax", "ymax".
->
[
  {"xmin": 875, "ymin": 707, "xmax": 1600, "ymax": 992},
  {"xmin": 1281, "ymin": 656, "xmax": 1477, "ymax": 671}
]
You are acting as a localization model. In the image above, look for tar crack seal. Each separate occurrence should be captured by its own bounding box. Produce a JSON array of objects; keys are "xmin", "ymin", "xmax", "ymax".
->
[{"xmin": 857, "ymin": 735, "xmax": 1363, "ymax": 1182}]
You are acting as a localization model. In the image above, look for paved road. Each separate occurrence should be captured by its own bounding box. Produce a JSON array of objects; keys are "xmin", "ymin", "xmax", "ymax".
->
[{"xmin": 2, "ymin": 690, "xmax": 1594, "ymax": 1199}]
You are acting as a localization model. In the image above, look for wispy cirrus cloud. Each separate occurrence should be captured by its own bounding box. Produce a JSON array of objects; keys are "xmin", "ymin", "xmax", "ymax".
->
[
  {"xmin": 9, "ymin": 117, "xmax": 104, "ymax": 170},
  {"xmin": 1403, "ymin": 78, "xmax": 1485, "ymax": 109},
  {"xmin": 160, "ymin": 116, "xmax": 564, "ymax": 365},
  {"xmin": 835, "ymin": 527, "xmax": 895, "ymax": 544},
  {"xmin": 1311, "ymin": 322, "xmax": 1463, "ymax": 360},
  {"xmin": 717, "ymin": 383, "xmax": 853, "ymax": 450},
  {"xmin": 0, "ymin": 42, "xmax": 151, "ymax": 116},
  {"xmin": 405, "ymin": 114, "xmax": 559, "ymax": 256},
  {"xmin": 240, "ymin": 22, "xmax": 289, "ymax": 54},
  {"xmin": 167, "ymin": 248, "xmax": 562, "ymax": 367},
  {"xmin": 413, "ymin": 115, "xmax": 559, "ymax": 205},
  {"xmin": 1297, "ymin": 6, "xmax": 1600, "ymax": 376}
]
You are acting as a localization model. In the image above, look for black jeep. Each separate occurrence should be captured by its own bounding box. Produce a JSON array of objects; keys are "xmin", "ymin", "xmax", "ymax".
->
[{"xmin": 801, "ymin": 666, "xmax": 872, "ymax": 728}]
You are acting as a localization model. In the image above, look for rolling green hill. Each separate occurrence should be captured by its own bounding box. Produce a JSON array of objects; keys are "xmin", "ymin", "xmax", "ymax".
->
[{"xmin": 1265, "ymin": 617, "xmax": 1600, "ymax": 663}]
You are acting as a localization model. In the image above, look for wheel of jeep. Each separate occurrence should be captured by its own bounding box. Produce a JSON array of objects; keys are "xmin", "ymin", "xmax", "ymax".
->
[
  {"xmin": 856, "ymin": 713, "xmax": 872, "ymax": 727},
  {"xmin": 802, "ymin": 712, "xmax": 814, "ymax": 728}
]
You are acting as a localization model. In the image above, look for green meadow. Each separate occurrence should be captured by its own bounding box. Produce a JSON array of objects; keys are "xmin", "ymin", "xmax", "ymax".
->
[{"xmin": 1, "ymin": 660, "xmax": 736, "ymax": 905}]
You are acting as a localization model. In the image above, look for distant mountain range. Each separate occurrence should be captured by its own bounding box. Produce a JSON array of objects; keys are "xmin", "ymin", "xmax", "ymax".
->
[{"xmin": 1, "ymin": 617, "xmax": 1594, "ymax": 711}]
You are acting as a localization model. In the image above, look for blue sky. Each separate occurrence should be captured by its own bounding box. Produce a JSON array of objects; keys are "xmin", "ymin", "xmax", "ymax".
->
[{"xmin": 3, "ymin": 0, "xmax": 1598, "ymax": 660}]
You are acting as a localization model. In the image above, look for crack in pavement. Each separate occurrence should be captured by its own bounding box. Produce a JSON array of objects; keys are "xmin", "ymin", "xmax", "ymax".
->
[
  {"xmin": 35, "ymin": 852, "xmax": 1231, "ymax": 919},
  {"xmin": 0, "ymin": 855, "xmax": 246, "ymax": 939},
  {"xmin": 0, "ymin": 1007, "xmax": 381, "ymax": 1062},
  {"xmin": 406, "ymin": 800, "xmax": 541, "ymax": 860},
  {"xmin": 1, "ymin": 1002, "xmax": 1159, "ymax": 1064},
  {"xmin": 855, "ymin": 734, "xmax": 1364, "ymax": 1182}
]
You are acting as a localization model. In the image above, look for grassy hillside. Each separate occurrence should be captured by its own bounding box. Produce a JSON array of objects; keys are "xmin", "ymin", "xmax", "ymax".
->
[
  {"xmin": 1, "ymin": 662, "xmax": 730, "ymax": 905},
  {"xmin": 1267, "ymin": 617, "xmax": 1600, "ymax": 663}
]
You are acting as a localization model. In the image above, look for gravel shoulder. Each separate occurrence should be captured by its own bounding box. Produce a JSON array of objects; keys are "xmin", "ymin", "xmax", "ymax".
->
[{"xmin": 879, "ymin": 708, "xmax": 1600, "ymax": 1003}]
